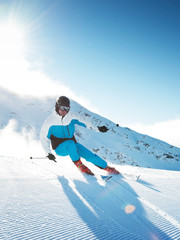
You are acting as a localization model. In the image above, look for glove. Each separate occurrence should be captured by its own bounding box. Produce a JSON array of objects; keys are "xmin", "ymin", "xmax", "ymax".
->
[
  {"xmin": 97, "ymin": 126, "xmax": 109, "ymax": 133},
  {"xmin": 46, "ymin": 153, "xmax": 57, "ymax": 162}
]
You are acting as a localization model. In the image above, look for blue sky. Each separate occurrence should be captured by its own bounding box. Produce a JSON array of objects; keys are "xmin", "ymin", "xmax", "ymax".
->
[{"xmin": 0, "ymin": 0, "xmax": 180, "ymax": 146}]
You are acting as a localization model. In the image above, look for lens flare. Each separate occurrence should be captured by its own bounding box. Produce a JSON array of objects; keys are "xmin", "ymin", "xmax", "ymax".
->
[{"xmin": 125, "ymin": 204, "xmax": 136, "ymax": 214}]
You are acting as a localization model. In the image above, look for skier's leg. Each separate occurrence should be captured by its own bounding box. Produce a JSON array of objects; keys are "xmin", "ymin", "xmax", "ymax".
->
[
  {"xmin": 76, "ymin": 143, "xmax": 107, "ymax": 169},
  {"xmin": 76, "ymin": 143, "xmax": 120, "ymax": 174},
  {"xmin": 55, "ymin": 140, "xmax": 80, "ymax": 161},
  {"xmin": 55, "ymin": 141, "xmax": 93, "ymax": 175}
]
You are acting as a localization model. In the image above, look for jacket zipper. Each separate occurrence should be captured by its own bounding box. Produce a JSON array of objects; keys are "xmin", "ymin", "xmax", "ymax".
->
[
  {"xmin": 61, "ymin": 116, "xmax": 70, "ymax": 137},
  {"xmin": 61, "ymin": 117, "xmax": 65, "ymax": 138}
]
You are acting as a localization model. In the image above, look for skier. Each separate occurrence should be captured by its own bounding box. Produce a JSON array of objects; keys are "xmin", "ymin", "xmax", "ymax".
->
[{"xmin": 40, "ymin": 96, "xmax": 120, "ymax": 175}]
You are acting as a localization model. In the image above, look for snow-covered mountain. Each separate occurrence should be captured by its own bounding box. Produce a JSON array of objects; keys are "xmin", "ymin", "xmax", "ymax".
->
[
  {"xmin": 0, "ymin": 87, "xmax": 180, "ymax": 170},
  {"xmin": 1, "ymin": 87, "xmax": 180, "ymax": 240}
]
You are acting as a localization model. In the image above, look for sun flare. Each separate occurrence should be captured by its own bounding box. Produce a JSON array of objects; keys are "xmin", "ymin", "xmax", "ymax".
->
[
  {"xmin": 0, "ymin": 22, "xmax": 29, "ymax": 91},
  {"xmin": 0, "ymin": 22, "xmax": 25, "ymax": 60}
]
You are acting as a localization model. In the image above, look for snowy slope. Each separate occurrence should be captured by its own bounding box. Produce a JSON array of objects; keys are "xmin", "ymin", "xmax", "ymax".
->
[
  {"xmin": 0, "ymin": 87, "xmax": 180, "ymax": 170},
  {"xmin": 0, "ymin": 87, "xmax": 180, "ymax": 239},
  {"xmin": 0, "ymin": 156, "xmax": 180, "ymax": 240}
]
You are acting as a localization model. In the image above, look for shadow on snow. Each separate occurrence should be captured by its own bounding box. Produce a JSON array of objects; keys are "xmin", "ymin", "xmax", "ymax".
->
[{"xmin": 58, "ymin": 174, "xmax": 172, "ymax": 240}]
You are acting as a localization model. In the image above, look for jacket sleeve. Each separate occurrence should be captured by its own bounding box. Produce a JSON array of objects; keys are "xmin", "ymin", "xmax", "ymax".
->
[
  {"xmin": 40, "ymin": 118, "xmax": 52, "ymax": 155},
  {"xmin": 74, "ymin": 119, "xmax": 86, "ymax": 128},
  {"xmin": 70, "ymin": 104, "xmax": 109, "ymax": 132},
  {"xmin": 70, "ymin": 110, "xmax": 98, "ymax": 131}
]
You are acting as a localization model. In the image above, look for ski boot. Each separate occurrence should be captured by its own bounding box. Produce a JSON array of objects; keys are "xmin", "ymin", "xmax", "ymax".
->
[
  {"xmin": 104, "ymin": 166, "xmax": 120, "ymax": 174},
  {"xmin": 74, "ymin": 159, "xmax": 94, "ymax": 175}
]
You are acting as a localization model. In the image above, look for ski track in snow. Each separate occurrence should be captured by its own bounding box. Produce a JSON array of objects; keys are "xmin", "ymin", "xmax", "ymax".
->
[
  {"xmin": 112, "ymin": 176, "xmax": 180, "ymax": 229},
  {"xmin": 110, "ymin": 177, "xmax": 180, "ymax": 239},
  {"xmin": 1, "ymin": 156, "xmax": 180, "ymax": 240},
  {"xmin": 0, "ymin": 157, "xmax": 140, "ymax": 240}
]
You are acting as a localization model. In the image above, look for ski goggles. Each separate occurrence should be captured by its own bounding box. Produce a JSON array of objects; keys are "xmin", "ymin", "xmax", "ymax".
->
[{"xmin": 59, "ymin": 106, "xmax": 70, "ymax": 112}]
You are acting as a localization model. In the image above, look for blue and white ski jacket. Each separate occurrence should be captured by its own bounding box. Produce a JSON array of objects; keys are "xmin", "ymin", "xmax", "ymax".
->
[{"xmin": 40, "ymin": 109, "xmax": 87, "ymax": 155}]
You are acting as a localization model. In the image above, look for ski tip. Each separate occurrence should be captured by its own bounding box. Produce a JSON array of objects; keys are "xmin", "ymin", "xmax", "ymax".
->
[
  {"xmin": 101, "ymin": 175, "xmax": 112, "ymax": 181},
  {"xmin": 136, "ymin": 175, "xmax": 140, "ymax": 181}
]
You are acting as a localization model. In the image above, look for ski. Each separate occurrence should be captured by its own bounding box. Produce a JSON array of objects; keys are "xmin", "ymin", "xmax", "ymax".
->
[
  {"xmin": 100, "ymin": 175, "xmax": 113, "ymax": 182},
  {"xmin": 121, "ymin": 174, "xmax": 140, "ymax": 182},
  {"xmin": 101, "ymin": 174, "xmax": 140, "ymax": 183},
  {"xmin": 136, "ymin": 175, "xmax": 140, "ymax": 181}
]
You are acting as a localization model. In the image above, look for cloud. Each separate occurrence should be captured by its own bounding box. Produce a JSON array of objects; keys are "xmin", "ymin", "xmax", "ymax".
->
[
  {"xmin": 0, "ymin": 43, "xmax": 76, "ymax": 99},
  {"xmin": 129, "ymin": 119, "xmax": 180, "ymax": 148},
  {"xmin": 0, "ymin": 22, "xmax": 98, "ymax": 113},
  {"xmin": 0, "ymin": 119, "xmax": 44, "ymax": 158}
]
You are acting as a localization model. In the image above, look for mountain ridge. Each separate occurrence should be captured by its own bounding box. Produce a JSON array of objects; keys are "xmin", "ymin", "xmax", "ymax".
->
[{"xmin": 0, "ymin": 87, "xmax": 179, "ymax": 170}]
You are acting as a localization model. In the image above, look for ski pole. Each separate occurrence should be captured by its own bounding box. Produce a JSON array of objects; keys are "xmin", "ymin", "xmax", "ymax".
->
[{"xmin": 30, "ymin": 156, "xmax": 57, "ymax": 162}]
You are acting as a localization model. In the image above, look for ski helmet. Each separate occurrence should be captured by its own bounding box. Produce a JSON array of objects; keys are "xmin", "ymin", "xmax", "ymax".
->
[{"xmin": 55, "ymin": 96, "xmax": 70, "ymax": 113}]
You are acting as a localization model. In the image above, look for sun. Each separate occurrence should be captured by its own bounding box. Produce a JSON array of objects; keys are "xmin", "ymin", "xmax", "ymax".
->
[
  {"xmin": 0, "ymin": 22, "xmax": 25, "ymax": 62},
  {"xmin": 0, "ymin": 21, "xmax": 28, "ymax": 91}
]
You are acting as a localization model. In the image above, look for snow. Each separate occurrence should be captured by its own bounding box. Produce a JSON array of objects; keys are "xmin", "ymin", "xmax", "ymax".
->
[
  {"xmin": 0, "ymin": 88, "xmax": 180, "ymax": 239},
  {"xmin": 1, "ymin": 156, "xmax": 180, "ymax": 239}
]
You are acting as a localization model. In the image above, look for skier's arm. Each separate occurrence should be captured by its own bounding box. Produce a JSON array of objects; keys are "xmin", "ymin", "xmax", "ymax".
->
[
  {"xmin": 40, "ymin": 119, "xmax": 52, "ymax": 155},
  {"xmin": 70, "ymin": 111, "xmax": 108, "ymax": 132},
  {"xmin": 74, "ymin": 119, "xmax": 86, "ymax": 128},
  {"xmin": 70, "ymin": 111, "xmax": 98, "ymax": 131}
]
